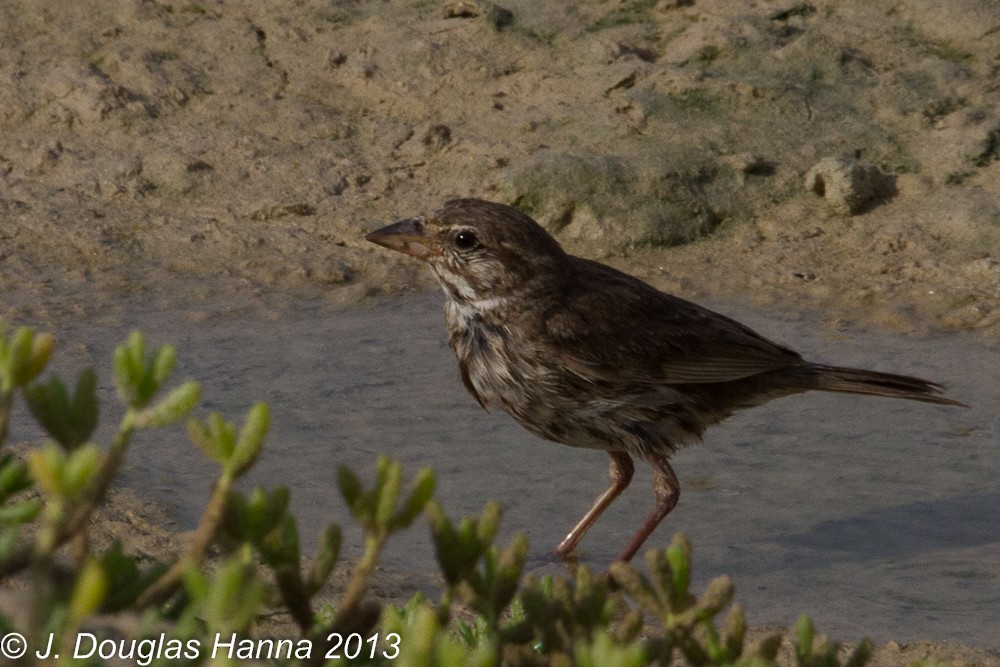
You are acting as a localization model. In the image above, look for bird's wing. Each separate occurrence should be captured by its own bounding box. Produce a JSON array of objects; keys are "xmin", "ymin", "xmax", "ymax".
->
[{"xmin": 542, "ymin": 258, "xmax": 805, "ymax": 385}]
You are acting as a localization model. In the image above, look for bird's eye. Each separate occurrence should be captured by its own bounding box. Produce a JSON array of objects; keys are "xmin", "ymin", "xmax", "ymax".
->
[{"xmin": 454, "ymin": 230, "xmax": 478, "ymax": 250}]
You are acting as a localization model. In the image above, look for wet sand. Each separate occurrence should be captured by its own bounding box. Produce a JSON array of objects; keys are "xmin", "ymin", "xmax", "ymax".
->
[{"xmin": 14, "ymin": 288, "xmax": 997, "ymax": 662}]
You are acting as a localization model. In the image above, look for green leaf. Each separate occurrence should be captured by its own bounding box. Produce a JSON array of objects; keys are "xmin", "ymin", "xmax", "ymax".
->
[
  {"xmin": 0, "ymin": 499, "xmax": 42, "ymax": 525},
  {"xmin": 722, "ymin": 603, "xmax": 746, "ymax": 659},
  {"xmin": 307, "ymin": 526, "xmax": 342, "ymax": 595},
  {"xmin": 224, "ymin": 490, "xmax": 255, "ymax": 542},
  {"xmin": 427, "ymin": 501, "xmax": 467, "ymax": 586},
  {"xmin": 133, "ymin": 380, "xmax": 201, "ymax": 429},
  {"xmin": 200, "ymin": 558, "xmax": 266, "ymax": 633},
  {"xmin": 61, "ymin": 443, "xmax": 102, "ymax": 499},
  {"xmin": 23, "ymin": 332, "xmax": 55, "ymax": 387},
  {"xmin": 666, "ymin": 534, "xmax": 692, "ymax": 606},
  {"xmin": 493, "ymin": 533, "xmax": 527, "ymax": 613},
  {"xmin": 183, "ymin": 567, "xmax": 210, "ymax": 601},
  {"xmin": 574, "ymin": 628, "xmax": 647, "ymax": 667},
  {"xmin": 72, "ymin": 368, "xmax": 99, "ymax": 441},
  {"xmin": 188, "ymin": 413, "xmax": 236, "ymax": 465},
  {"xmin": 796, "ymin": 615, "xmax": 814, "ymax": 663},
  {"xmin": 5, "ymin": 328, "xmax": 31, "ymax": 389},
  {"xmin": 151, "ymin": 345, "xmax": 176, "ymax": 386},
  {"xmin": 754, "ymin": 633, "xmax": 783, "ymax": 661},
  {"xmin": 25, "ymin": 370, "xmax": 100, "ymax": 449},
  {"xmin": 24, "ymin": 377, "xmax": 69, "ymax": 443},
  {"xmin": 26, "ymin": 444, "xmax": 67, "ymax": 497},
  {"xmin": 230, "ymin": 402, "xmax": 269, "ymax": 476},
  {"xmin": 261, "ymin": 514, "xmax": 300, "ymax": 567},
  {"xmin": 391, "ymin": 467, "xmax": 436, "ymax": 529},
  {"xmin": 68, "ymin": 558, "xmax": 107, "ymax": 626},
  {"xmin": 0, "ymin": 455, "xmax": 32, "ymax": 497},
  {"xmin": 100, "ymin": 542, "xmax": 158, "ymax": 611},
  {"xmin": 224, "ymin": 487, "xmax": 291, "ymax": 547},
  {"xmin": 845, "ymin": 638, "xmax": 873, "ymax": 667},
  {"xmin": 262, "ymin": 487, "xmax": 290, "ymax": 527},
  {"xmin": 375, "ymin": 458, "xmax": 403, "ymax": 528},
  {"xmin": 476, "ymin": 501, "xmax": 502, "ymax": 543},
  {"xmin": 609, "ymin": 561, "xmax": 659, "ymax": 617},
  {"xmin": 113, "ymin": 332, "xmax": 147, "ymax": 407},
  {"xmin": 113, "ymin": 332, "xmax": 179, "ymax": 409},
  {"xmin": 697, "ymin": 575, "xmax": 733, "ymax": 616},
  {"xmin": 0, "ymin": 328, "xmax": 54, "ymax": 391},
  {"xmin": 337, "ymin": 465, "xmax": 364, "ymax": 515}
]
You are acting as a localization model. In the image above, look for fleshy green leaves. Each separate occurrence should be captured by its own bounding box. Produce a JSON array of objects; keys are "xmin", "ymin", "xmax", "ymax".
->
[
  {"xmin": 574, "ymin": 629, "xmax": 648, "ymax": 667},
  {"xmin": 0, "ymin": 326, "xmax": 54, "ymax": 393},
  {"xmin": 225, "ymin": 485, "xmax": 343, "ymax": 632},
  {"xmin": 513, "ymin": 566, "xmax": 638, "ymax": 662},
  {"xmin": 26, "ymin": 442, "xmax": 102, "ymax": 502},
  {"xmin": 25, "ymin": 370, "xmax": 99, "ymax": 450},
  {"xmin": 0, "ymin": 454, "xmax": 33, "ymax": 500},
  {"xmin": 131, "ymin": 380, "xmax": 201, "ymax": 430},
  {"xmin": 666, "ymin": 534, "xmax": 694, "ymax": 608},
  {"xmin": 795, "ymin": 615, "xmax": 873, "ymax": 667},
  {"xmin": 380, "ymin": 604, "xmax": 498, "ymax": 667},
  {"xmin": 427, "ymin": 500, "xmax": 504, "ymax": 589},
  {"xmin": 111, "ymin": 332, "xmax": 200, "ymax": 430},
  {"xmin": 338, "ymin": 456, "xmax": 435, "ymax": 536},
  {"xmin": 307, "ymin": 527, "xmax": 342, "ymax": 598},
  {"xmin": 225, "ymin": 487, "xmax": 290, "ymax": 547},
  {"xmin": 324, "ymin": 458, "xmax": 437, "ymax": 636},
  {"xmin": 68, "ymin": 557, "xmax": 108, "ymax": 628},
  {"xmin": 114, "ymin": 331, "xmax": 175, "ymax": 409},
  {"xmin": 99, "ymin": 542, "xmax": 163, "ymax": 611},
  {"xmin": 0, "ymin": 454, "xmax": 41, "ymax": 525},
  {"xmin": 183, "ymin": 559, "xmax": 266, "ymax": 635},
  {"xmin": 609, "ymin": 534, "xmax": 778, "ymax": 667},
  {"xmin": 427, "ymin": 500, "xmax": 526, "ymax": 631},
  {"xmin": 188, "ymin": 403, "xmax": 268, "ymax": 476}
]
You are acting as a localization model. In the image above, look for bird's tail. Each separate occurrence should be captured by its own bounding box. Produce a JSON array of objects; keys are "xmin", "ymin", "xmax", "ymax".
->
[{"xmin": 807, "ymin": 364, "xmax": 964, "ymax": 406}]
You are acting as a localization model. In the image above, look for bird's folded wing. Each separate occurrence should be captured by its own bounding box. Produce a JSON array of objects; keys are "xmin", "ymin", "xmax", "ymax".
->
[{"xmin": 543, "ymin": 264, "xmax": 804, "ymax": 385}]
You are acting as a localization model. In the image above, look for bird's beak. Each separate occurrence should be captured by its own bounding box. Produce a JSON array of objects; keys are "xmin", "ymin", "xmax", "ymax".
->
[{"xmin": 364, "ymin": 216, "xmax": 439, "ymax": 259}]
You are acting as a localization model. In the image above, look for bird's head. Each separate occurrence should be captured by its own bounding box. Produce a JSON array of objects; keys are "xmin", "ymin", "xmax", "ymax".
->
[{"xmin": 366, "ymin": 198, "xmax": 567, "ymax": 303}]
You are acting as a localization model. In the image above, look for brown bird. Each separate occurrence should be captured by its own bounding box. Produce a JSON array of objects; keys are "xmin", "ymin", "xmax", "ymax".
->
[{"xmin": 365, "ymin": 198, "xmax": 961, "ymax": 563}]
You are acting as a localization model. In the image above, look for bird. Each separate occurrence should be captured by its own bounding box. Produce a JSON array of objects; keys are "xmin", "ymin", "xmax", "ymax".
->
[{"xmin": 365, "ymin": 198, "xmax": 962, "ymax": 563}]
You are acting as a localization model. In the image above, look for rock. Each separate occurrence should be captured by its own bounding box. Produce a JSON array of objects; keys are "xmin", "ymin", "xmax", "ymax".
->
[
  {"xmin": 721, "ymin": 152, "xmax": 776, "ymax": 175},
  {"xmin": 442, "ymin": 0, "xmax": 513, "ymax": 28},
  {"xmin": 804, "ymin": 155, "xmax": 894, "ymax": 215},
  {"xmin": 497, "ymin": 151, "xmax": 742, "ymax": 256}
]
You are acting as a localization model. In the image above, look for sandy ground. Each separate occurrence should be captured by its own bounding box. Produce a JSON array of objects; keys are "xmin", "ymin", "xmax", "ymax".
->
[
  {"xmin": 2, "ymin": 0, "xmax": 1000, "ymax": 664},
  {"xmin": 1, "ymin": 0, "xmax": 999, "ymax": 332}
]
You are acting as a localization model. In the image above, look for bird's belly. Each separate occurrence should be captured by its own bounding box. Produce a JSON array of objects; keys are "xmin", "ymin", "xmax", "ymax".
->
[{"xmin": 460, "ymin": 344, "xmax": 700, "ymax": 457}]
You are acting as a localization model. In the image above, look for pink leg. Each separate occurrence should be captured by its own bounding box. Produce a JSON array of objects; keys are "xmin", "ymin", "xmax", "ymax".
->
[
  {"xmin": 615, "ymin": 453, "xmax": 680, "ymax": 563},
  {"xmin": 555, "ymin": 451, "xmax": 634, "ymax": 557}
]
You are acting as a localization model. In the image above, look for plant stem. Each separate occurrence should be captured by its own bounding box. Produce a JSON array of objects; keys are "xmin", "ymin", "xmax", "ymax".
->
[
  {"xmin": 333, "ymin": 533, "xmax": 385, "ymax": 628},
  {"xmin": 135, "ymin": 470, "xmax": 234, "ymax": 607}
]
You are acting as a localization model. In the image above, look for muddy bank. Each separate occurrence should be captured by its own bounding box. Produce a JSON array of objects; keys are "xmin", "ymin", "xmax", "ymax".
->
[{"xmin": 1, "ymin": 0, "xmax": 998, "ymax": 333}]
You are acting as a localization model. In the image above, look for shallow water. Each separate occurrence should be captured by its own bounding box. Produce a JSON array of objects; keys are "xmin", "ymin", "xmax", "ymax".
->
[{"xmin": 10, "ymin": 289, "xmax": 999, "ymax": 648}]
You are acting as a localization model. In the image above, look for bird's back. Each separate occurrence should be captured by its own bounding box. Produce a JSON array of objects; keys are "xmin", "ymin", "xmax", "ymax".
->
[{"xmin": 541, "ymin": 256, "xmax": 808, "ymax": 387}]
